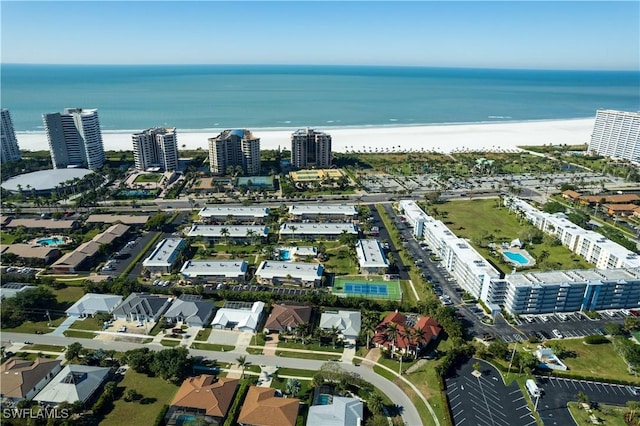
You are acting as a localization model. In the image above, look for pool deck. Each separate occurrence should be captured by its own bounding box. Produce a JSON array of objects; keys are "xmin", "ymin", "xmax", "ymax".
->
[{"xmin": 499, "ymin": 247, "xmax": 536, "ymax": 268}]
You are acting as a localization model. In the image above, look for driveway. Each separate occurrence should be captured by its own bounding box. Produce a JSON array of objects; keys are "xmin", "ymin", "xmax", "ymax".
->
[
  {"xmin": 49, "ymin": 315, "xmax": 77, "ymax": 336},
  {"xmin": 445, "ymin": 358, "xmax": 536, "ymax": 426}
]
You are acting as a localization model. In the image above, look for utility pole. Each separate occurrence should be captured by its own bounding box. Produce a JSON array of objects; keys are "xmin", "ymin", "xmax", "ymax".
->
[
  {"xmin": 399, "ymin": 355, "xmax": 403, "ymax": 375},
  {"xmin": 507, "ymin": 342, "xmax": 517, "ymax": 380},
  {"xmin": 45, "ymin": 310, "xmax": 52, "ymax": 326}
]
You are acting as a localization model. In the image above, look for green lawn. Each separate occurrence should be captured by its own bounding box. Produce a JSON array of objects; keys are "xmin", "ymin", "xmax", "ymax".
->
[
  {"xmin": 195, "ymin": 327, "xmax": 212, "ymax": 341},
  {"xmin": 276, "ymin": 367, "xmax": 317, "ymax": 378},
  {"xmin": 277, "ymin": 340, "xmax": 344, "ymax": 353},
  {"xmin": 567, "ymin": 402, "xmax": 631, "ymax": 426},
  {"xmin": 0, "ymin": 232, "xmax": 19, "ymax": 245},
  {"xmin": 190, "ymin": 342, "xmax": 235, "ymax": 352},
  {"xmin": 160, "ymin": 339, "xmax": 182, "ymax": 347},
  {"xmin": 24, "ymin": 344, "xmax": 65, "ymax": 352},
  {"xmin": 434, "ymin": 199, "xmax": 591, "ymax": 273},
  {"xmin": 134, "ymin": 173, "xmax": 162, "ymax": 183},
  {"xmin": 63, "ymin": 330, "xmax": 95, "ymax": 338},
  {"xmin": 275, "ymin": 351, "xmax": 339, "ymax": 361},
  {"xmin": 69, "ymin": 317, "xmax": 104, "ymax": 331},
  {"xmin": 3, "ymin": 316, "xmax": 66, "ymax": 334},
  {"xmin": 50, "ymin": 285, "xmax": 85, "ymax": 305},
  {"xmin": 100, "ymin": 370, "xmax": 179, "ymax": 426}
]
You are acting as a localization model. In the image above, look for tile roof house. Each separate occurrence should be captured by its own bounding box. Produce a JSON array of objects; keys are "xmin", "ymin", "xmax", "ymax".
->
[
  {"xmin": 66, "ymin": 293, "xmax": 123, "ymax": 318},
  {"xmin": 111, "ymin": 292, "xmax": 172, "ymax": 322},
  {"xmin": 163, "ymin": 295, "xmax": 216, "ymax": 327},
  {"xmin": 34, "ymin": 364, "xmax": 110, "ymax": 406},
  {"xmin": 372, "ymin": 311, "xmax": 441, "ymax": 357},
  {"xmin": 0, "ymin": 357, "xmax": 62, "ymax": 402},
  {"xmin": 319, "ymin": 310, "xmax": 361, "ymax": 339},
  {"xmin": 263, "ymin": 304, "xmax": 312, "ymax": 334},
  {"xmin": 166, "ymin": 375, "xmax": 239, "ymax": 425},
  {"xmin": 306, "ymin": 396, "xmax": 363, "ymax": 426},
  {"xmin": 238, "ymin": 387, "xmax": 299, "ymax": 426}
]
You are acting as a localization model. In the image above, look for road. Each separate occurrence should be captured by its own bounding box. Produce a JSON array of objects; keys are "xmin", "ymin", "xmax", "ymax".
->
[{"xmin": 1, "ymin": 332, "xmax": 423, "ymax": 426}]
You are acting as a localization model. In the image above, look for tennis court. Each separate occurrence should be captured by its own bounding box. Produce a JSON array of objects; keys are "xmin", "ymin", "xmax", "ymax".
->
[{"xmin": 332, "ymin": 278, "xmax": 402, "ymax": 301}]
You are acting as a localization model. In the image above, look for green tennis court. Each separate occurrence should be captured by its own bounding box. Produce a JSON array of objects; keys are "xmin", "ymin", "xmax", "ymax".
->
[{"xmin": 332, "ymin": 278, "xmax": 402, "ymax": 301}]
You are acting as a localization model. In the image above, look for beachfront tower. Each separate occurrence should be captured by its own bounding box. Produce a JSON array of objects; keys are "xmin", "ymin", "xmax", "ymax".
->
[
  {"xmin": 589, "ymin": 109, "xmax": 640, "ymax": 162},
  {"xmin": 1, "ymin": 109, "xmax": 21, "ymax": 162},
  {"xmin": 43, "ymin": 108, "xmax": 105, "ymax": 170},
  {"xmin": 291, "ymin": 128, "xmax": 332, "ymax": 169},
  {"xmin": 132, "ymin": 127, "xmax": 179, "ymax": 171},
  {"xmin": 208, "ymin": 129, "xmax": 261, "ymax": 176}
]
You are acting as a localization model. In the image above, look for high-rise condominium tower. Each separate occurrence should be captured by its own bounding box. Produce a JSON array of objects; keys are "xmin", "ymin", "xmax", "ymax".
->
[
  {"xmin": 132, "ymin": 127, "xmax": 179, "ymax": 171},
  {"xmin": 208, "ymin": 129, "xmax": 260, "ymax": 176},
  {"xmin": 43, "ymin": 108, "xmax": 105, "ymax": 169},
  {"xmin": 291, "ymin": 128, "xmax": 332, "ymax": 168},
  {"xmin": 589, "ymin": 109, "xmax": 640, "ymax": 162},
  {"xmin": 1, "ymin": 109, "xmax": 21, "ymax": 162}
]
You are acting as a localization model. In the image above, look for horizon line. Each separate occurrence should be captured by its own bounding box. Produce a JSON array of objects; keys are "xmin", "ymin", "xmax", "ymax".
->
[{"xmin": 2, "ymin": 62, "xmax": 638, "ymax": 73}]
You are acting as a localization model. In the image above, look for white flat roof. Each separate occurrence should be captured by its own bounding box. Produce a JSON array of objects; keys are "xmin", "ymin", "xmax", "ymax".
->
[
  {"xmin": 355, "ymin": 239, "xmax": 388, "ymax": 268},
  {"xmin": 288, "ymin": 204, "xmax": 357, "ymax": 216},
  {"xmin": 180, "ymin": 260, "xmax": 248, "ymax": 278},
  {"xmin": 187, "ymin": 225, "xmax": 268, "ymax": 238},
  {"xmin": 506, "ymin": 267, "xmax": 640, "ymax": 287},
  {"xmin": 255, "ymin": 260, "xmax": 324, "ymax": 281},
  {"xmin": 198, "ymin": 205, "xmax": 269, "ymax": 218},
  {"xmin": 279, "ymin": 222, "xmax": 358, "ymax": 235},
  {"xmin": 211, "ymin": 301, "xmax": 265, "ymax": 331},
  {"xmin": 142, "ymin": 238, "xmax": 186, "ymax": 267}
]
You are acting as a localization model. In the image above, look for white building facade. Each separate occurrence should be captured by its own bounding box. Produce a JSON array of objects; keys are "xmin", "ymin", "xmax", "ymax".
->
[
  {"xmin": 208, "ymin": 129, "xmax": 260, "ymax": 175},
  {"xmin": 43, "ymin": 108, "xmax": 105, "ymax": 169},
  {"xmin": 1, "ymin": 109, "xmax": 21, "ymax": 162},
  {"xmin": 132, "ymin": 127, "xmax": 179, "ymax": 171},
  {"xmin": 588, "ymin": 109, "xmax": 640, "ymax": 162}
]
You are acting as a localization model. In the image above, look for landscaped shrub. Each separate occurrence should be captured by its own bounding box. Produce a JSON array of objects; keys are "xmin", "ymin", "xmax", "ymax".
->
[{"xmin": 583, "ymin": 335, "xmax": 609, "ymax": 345}]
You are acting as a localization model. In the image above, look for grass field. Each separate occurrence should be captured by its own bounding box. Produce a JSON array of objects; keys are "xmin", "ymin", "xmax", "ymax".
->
[
  {"xmin": 134, "ymin": 173, "xmax": 162, "ymax": 183},
  {"xmin": 278, "ymin": 340, "xmax": 344, "ymax": 353},
  {"xmin": 3, "ymin": 316, "xmax": 66, "ymax": 334},
  {"xmin": 100, "ymin": 370, "xmax": 178, "ymax": 426},
  {"xmin": 51, "ymin": 285, "xmax": 85, "ymax": 305},
  {"xmin": 568, "ymin": 402, "xmax": 630, "ymax": 426},
  {"xmin": 195, "ymin": 327, "xmax": 212, "ymax": 341},
  {"xmin": 69, "ymin": 317, "xmax": 104, "ymax": 331},
  {"xmin": 332, "ymin": 277, "xmax": 402, "ymax": 301},
  {"xmin": 63, "ymin": 330, "xmax": 95, "ymax": 339},
  {"xmin": 433, "ymin": 199, "xmax": 591, "ymax": 274},
  {"xmin": 190, "ymin": 342, "xmax": 235, "ymax": 352},
  {"xmin": 275, "ymin": 351, "xmax": 339, "ymax": 361}
]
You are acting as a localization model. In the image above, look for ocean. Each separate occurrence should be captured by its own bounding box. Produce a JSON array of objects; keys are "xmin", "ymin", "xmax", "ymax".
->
[{"xmin": 2, "ymin": 64, "xmax": 639, "ymax": 132}]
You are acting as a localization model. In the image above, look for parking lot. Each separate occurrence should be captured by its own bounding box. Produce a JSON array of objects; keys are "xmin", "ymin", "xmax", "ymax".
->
[
  {"xmin": 534, "ymin": 375, "xmax": 640, "ymax": 426},
  {"xmin": 515, "ymin": 311, "xmax": 629, "ymax": 342},
  {"xmin": 446, "ymin": 358, "xmax": 536, "ymax": 426}
]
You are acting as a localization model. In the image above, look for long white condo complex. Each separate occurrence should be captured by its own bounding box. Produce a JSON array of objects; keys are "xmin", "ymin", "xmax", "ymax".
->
[
  {"xmin": 132, "ymin": 127, "xmax": 179, "ymax": 171},
  {"xmin": 1, "ymin": 109, "xmax": 21, "ymax": 162},
  {"xmin": 588, "ymin": 109, "xmax": 640, "ymax": 162},
  {"xmin": 43, "ymin": 108, "xmax": 105, "ymax": 170}
]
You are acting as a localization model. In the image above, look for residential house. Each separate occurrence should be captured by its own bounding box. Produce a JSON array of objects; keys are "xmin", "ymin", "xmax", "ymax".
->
[
  {"xmin": 210, "ymin": 301, "xmax": 265, "ymax": 333},
  {"xmin": 66, "ymin": 293, "xmax": 123, "ymax": 318},
  {"xmin": 238, "ymin": 386, "xmax": 299, "ymax": 426},
  {"xmin": 111, "ymin": 292, "xmax": 172, "ymax": 323},
  {"xmin": 263, "ymin": 304, "xmax": 312, "ymax": 334},
  {"xmin": 306, "ymin": 397, "xmax": 363, "ymax": 426},
  {"xmin": 372, "ymin": 311, "xmax": 441, "ymax": 357},
  {"xmin": 319, "ymin": 310, "xmax": 361, "ymax": 340},
  {"xmin": 34, "ymin": 364, "xmax": 110, "ymax": 406},
  {"xmin": 166, "ymin": 376, "xmax": 239, "ymax": 426},
  {"xmin": 0, "ymin": 283, "xmax": 36, "ymax": 303},
  {"xmin": 0, "ymin": 357, "xmax": 62, "ymax": 402},
  {"xmin": 163, "ymin": 295, "xmax": 216, "ymax": 327}
]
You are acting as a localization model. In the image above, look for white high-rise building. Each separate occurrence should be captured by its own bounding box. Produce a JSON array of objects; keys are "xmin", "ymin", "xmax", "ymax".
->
[
  {"xmin": 589, "ymin": 109, "xmax": 640, "ymax": 162},
  {"xmin": 291, "ymin": 128, "xmax": 332, "ymax": 168},
  {"xmin": 43, "ymin": 108, "xmax": 105, "ymax": 170},
  {"xmin": 208, "ymin": 129, "xmax": 261, "ymax": 175},
  {"xmin": 1, "ymin": 109, "xmax": 21, "ymax": 162},
  {"xmin": 132, "ymin": 127, "xmax": 179, "ymax": 171}
]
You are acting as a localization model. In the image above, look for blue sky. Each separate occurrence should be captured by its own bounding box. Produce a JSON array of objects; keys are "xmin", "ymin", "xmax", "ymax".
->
[{"xmin": 1, "ymin": 1, "xmax": 638, "ymax": 70}]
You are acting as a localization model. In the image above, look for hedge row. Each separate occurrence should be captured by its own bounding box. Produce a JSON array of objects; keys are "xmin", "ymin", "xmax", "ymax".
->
[
  {"xmin": 223, "ymin": 380, "xmax": 251, "ymax": 426},
  {"xmin": 153, "ymin": 404, "xmax": 169, "ymax": 426}
]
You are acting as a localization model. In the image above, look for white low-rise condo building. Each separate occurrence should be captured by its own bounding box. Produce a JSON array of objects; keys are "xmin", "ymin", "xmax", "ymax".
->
[
  {"xmin": 399, "ymin": 200, "xmax": 501, "ymax": 299},
  {"xmin": 187, "ymin": 225, "xmax": 268, "ymax": 243},
  {"xmin": 288, "ymin": 204, "xmax": 357, "ymax": 222},
  {"xmin": 142, "ymin": 238, "xmax": 186, "ymax": 274},
  {"xmin": 180, "ymin": 260, "xmax": 249, "ymax": 283},
  {"xmin": 497, "ymin": 268, "xmax": 640, "ymax": 314},
  {"xmin": 506, "ymin": 198, "xmax": 640, "ymax": 269},
  {"xmin": 255, "ymin": 260, "xmax": 324, "ymax": 287},
  {"xmin": 197, "ymin": 206, "xmax": 270, "ymax": 223},
  {"xmin": 279, "ymin": 223, "xmax": 358, "ymax": 240},
  {"xmin": 355, "ymin": 239, "xmax": 389, "ymax": 274}
]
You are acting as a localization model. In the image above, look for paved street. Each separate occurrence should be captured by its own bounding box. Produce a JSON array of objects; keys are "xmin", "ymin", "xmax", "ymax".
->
[{"xmin": 0, "ymin": 331, "xmax": 422, "ymax": 426}]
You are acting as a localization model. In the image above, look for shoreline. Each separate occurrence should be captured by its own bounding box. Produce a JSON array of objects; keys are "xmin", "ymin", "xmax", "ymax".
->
[{"xmin": 15, "ymin": 117, "xmax": 595, "ymax": 154}]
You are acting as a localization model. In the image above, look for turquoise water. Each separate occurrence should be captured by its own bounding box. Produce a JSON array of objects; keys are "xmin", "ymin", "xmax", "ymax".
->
[
  {"xmin": 504, "ymin": 251, "xmax": 530, "ymax": 265},
  {"xmin": 175, "ymin": 414, "xmax": 197, "ymax": 426},
  {"xmin": 37, "ymin": 237, "xmax": 64, "ymax": 246},
  {"xmin": 316, "ymin": 394, "xmax": 333, "ymax": 405},
  {"xmin": 3, "ymin": 64, "xmax": 639, "ymax": 132},
  {"xmin": 279, "ymin": 249, "xmax": 292, "ymax": 261}
]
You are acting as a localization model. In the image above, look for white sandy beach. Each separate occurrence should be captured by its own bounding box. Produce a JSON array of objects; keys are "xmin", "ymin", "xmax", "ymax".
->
[{"xmin": 15, "ymin": 118, "xmax": 594, "ymax": 154}]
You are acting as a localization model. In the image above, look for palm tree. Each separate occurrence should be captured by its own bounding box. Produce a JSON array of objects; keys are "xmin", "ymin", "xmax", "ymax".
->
[
  {"xmin": 399, "ymin": 326, "xmax": 414, "ymax": 359},
  {"xmin": 220, "ymin": 227, "xmax": 230, "ymax": 245},
  {"xmin": 384, "ymin": 323, "xmax": 399, "ymax": 358},
  {"xmin": 328, "ymin": 326, "xmax": 341, "ymax": 349},
  {"xmin": 368, "ymin": 392, "xmax": 384, "ymax": 415},
  {"xmin": 236, "ymin": 355, "xmax": 249, "ymax": 378},
  {"xmin": 361, "ymin": 311, "xmax": 379, "ymax": 349},
  {"xmin": 288, "ymin": 225, "xmax": 298, "ymax": 241},
  {"xmin": 295, "ymin": 322, "xmax": 308, "ymax": 344}
]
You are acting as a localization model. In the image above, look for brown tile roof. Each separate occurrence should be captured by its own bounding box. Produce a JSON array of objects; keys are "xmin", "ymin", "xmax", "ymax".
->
[
  {"xmin": 604, "ymin": 203, "xmax": 640, "ymax": 211},
  {"xmin": 264, "ymin": 304, "xmax": 312, "ymax": 332},
  {"xmin": 238, "ymin": 387, "xmax": 299, "ymax": 426},
  {"xmin": 0, "ymin": 357, "xmax": 61, "ymax": 399},
  {"xmin": 2, "ymin": 244, "xmax": 61, "ymax": 260},
  {"xmin": 372, "ymin": 311, "xmax": 441, "ymax": 351},
  {"xmin": 171, "ymin": 375, "xmax": 239, "ymax": 418},
  {"xmin": 562, "ymin": 190, "xmax": 581, "ymax": 199},
  {"xmin": 580, "ymin": 194, "xmax": 640, "ymax": 204},
  {"xmin": 4, "ymin": 219, "xmax": 77, "ymax": 229},
  {"xmin": 86, "ymin": 214, "xmax": 149, "ymax": 225}
]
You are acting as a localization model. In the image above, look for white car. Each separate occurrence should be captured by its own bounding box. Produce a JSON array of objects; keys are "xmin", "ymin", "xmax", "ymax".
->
[{"xmin": 552, "ymin": 329, "xmax": 564, "ymax": 339}]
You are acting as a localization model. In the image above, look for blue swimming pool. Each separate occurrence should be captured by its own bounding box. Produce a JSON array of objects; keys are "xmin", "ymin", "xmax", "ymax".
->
[
  {"xmin": 37, "ymin": 237, "xmax": 65, "ymax": 246},
  {"xmin": 175, "ymin": 414, "xmax": 197, "ymax": 425},
  {"xmin": 279, "ymin": 249, "xmax": 292, "ymax": 261},
  {"xmin": 503, "ymin": 251, "xmax": 530, "ymax": 266},
  {"xmin": 315, "ymin": 394, "xmax": 333, "ymax": 405}
]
